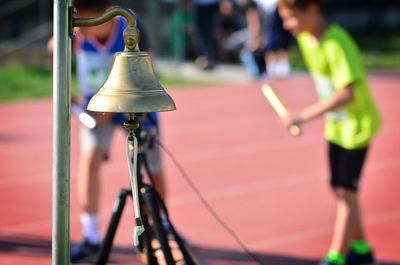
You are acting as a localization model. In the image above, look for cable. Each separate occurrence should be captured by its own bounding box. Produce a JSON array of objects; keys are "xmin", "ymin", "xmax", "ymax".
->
[{"xmin": 156, "ymin": 139, "xmax": 265, "ymax": 265}]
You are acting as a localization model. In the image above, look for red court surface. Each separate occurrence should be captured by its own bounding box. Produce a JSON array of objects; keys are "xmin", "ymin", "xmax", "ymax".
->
[{"xmin": 0, "ymin": 72, "xmax": 399, "ymax": 264}]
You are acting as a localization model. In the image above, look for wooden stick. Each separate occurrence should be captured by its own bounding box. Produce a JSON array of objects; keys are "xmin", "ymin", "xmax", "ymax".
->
[{"xmin": 261, "ymin": 84, "xmax": 302, "ymax": 137}]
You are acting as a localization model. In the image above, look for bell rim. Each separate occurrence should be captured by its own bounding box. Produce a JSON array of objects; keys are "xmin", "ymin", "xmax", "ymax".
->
[
  {"xmin": 114, "ymin": 50, "xmax": 149, "ymax": 57},
  {"xmin": 87, "ymin": 93, "xmax": 176, "ymax": 113}
]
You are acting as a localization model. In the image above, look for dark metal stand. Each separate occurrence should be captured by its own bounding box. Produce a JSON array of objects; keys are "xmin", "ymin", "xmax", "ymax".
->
[
  {"xmin": 95, "ymin": 188, "xmax": 131, "ymax": 265},
  {"xmin": 95, "ymin": 151, "xmax": 196, "ymax": 265}
]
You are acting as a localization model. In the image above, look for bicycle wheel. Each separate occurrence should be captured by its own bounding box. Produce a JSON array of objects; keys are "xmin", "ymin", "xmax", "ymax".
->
[{"xmin": 141, "ymin": 185, "xmax": 175, "ymax": 265}]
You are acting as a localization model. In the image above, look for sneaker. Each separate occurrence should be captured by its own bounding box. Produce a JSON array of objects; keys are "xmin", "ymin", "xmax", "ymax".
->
[
  {"xmin": 346, "ymin": 249, "xmax": 377, "ymax": 265},
  {"xmin": 320, "ymin": 251, "xmax": 345, "ymax": 265},
  {"xmin": 70, "ymin": 239, "xmax": 100, "ymax": 264}
]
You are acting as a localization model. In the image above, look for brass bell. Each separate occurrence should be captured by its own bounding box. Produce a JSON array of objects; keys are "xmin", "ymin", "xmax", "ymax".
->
[{"xmin": 87, "ymin": 50, "xmax": 176, "ymax": 113}]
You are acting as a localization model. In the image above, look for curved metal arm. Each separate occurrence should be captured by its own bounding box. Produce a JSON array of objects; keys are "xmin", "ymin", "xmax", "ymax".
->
[
  {"xmin": 73, "ymin": 6, "xmax": 136, "ymax": 28},
  {"xmin": 70, "ymin": 6, "xmax": 139, "ymax": 50}
]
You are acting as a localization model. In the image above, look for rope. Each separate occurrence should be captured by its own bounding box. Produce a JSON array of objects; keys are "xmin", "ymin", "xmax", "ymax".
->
[{"xmin": 126, "ymin": 132, "xmax": 144, "ymax": 246}]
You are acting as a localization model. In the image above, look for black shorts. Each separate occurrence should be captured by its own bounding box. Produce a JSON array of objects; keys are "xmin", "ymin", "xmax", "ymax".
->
[{"xmin": 329, "ymin": 142, "xmax": 368, "ymax": 191}]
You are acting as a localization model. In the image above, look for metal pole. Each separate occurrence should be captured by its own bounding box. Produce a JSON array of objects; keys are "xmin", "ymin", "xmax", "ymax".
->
[{"xmin": 52, "ymin": 1, "xmax": 71, "ymax": 265}]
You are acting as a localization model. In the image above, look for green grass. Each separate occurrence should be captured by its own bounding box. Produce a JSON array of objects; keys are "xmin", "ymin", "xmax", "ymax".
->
[
  {"xmin": 0, "ymin": 65, "xmax": 55, "ymax": 102},
  {"xmin": 353, "ymin": 33, "xmax": 400, "ymax": 69},
  {"xmin": 157, "ymin": 73, "xmax": 205, "ymax": 87},
  {"xmin": 0, "ymin": 33, "xmax": 399, "ymax": 102},
  {"xmin": 0, "ymin": 64, "xmax": 201, "ymax": 103}
]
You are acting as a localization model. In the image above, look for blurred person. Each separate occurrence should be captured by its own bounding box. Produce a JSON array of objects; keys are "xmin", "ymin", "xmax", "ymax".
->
[
  {"xmin": 235, "ymin": 0, "xmax": 266, "ymax": 77},
  {"xmin": 241, "ymin": 0, "xmax": 292, "ymax": 78},
  {"xmin": 48, "ymin": 0, "xmax": 167, "ymax": 263},
  {"xmin": 193, "ymin": 0, "xmax": 219, "ymax": 70},
  {"xmin": 212, "ymin": 0, "xmax": 243, "ymax": 62},
  {"xmin": 264, "ymin": 7, "xmax": 292, "ymax": 77},
  {"xmin": 170, "ymin": 0, "xmax": 198, "ymax": 61},
  {"xmin": 277, "ymin": 0, "xmax": 382, "ymax": 264}
]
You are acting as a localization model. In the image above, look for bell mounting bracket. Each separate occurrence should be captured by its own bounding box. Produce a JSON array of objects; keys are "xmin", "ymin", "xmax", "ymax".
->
[{"xmin": 69, "ymin": 6, "xmax": 140, "ymax": 51}]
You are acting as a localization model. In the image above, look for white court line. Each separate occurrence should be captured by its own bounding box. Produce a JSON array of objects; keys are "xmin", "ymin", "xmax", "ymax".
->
[
  {"xmin": 169, "ymin": 172, "xmax": 325, "ymax": 207},
  {"xmin": 167, "ymin": 126, "xmax": 400, "ymax": 165},
  {"xmin": 1, "ymin": 155, "xmax": 399, "ymax": 238},
  {"xmin": 1, "ymin": 126, "xmax": 399, "ymax": 190},
  {"xmin": 0, "ymin": 210, "xmax": 109, "ymax": 238},
  {"xmin": 165, "ymin": 132, "xmax": 322, "ymax": 164},
  {"xmin": 0, "ymin": 171, "xmax": 323, "ymax": 237},
  {"xmin": 0, "ymin": 132, "xmax": 320, "ymax": 190},
  {"xmin": 0, "ymin": 133, "xmax": 399, "ymax": 238},
  {"xmin": 168, "ymin": 155, "xmax": 400, "ymax": 208}
]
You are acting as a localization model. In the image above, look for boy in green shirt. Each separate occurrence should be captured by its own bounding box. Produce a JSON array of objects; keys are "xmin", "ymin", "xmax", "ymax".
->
[{"xmin": 276, "ymin": 0, "xmax": 381, "ymax": 264}]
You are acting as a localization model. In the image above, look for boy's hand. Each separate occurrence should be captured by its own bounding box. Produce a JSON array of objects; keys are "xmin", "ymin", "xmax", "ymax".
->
[
  {"xmin": 280, "ymin": 111, "xmax": 303, "ymax": 137},
  {"xmin": 280, "ymin": 111, "xmax": 303, "ymax": 129}
]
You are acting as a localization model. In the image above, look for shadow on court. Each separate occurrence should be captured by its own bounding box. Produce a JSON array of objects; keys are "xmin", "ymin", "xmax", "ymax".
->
[
  {"xmin": 192, "ymin": 244, "xmax": 318, "ymax": 264},
  {"xmin": 0, "ymin": 235, "xmax": 51, "ymax": 256},
  {"xmin": 0, "ymin": 235, "xmax": 399, "ymax": 265},
  {"xmin": 191, "ymin": 245, "xmax": 400, "ymax": 265}
]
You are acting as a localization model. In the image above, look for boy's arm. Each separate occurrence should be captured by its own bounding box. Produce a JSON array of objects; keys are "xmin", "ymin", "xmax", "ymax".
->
[{"xmin": 281, "ymin": 84, "xmax": 354, "ymax": 128}]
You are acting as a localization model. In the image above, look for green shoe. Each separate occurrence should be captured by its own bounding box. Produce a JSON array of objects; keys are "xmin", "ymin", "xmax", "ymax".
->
[{"xmin": 319, "ymin": 251, "xmax": 345, "ymax": 265}]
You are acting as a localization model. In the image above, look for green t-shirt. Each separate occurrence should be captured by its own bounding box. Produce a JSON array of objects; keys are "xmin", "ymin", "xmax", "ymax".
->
[{"xmin": 297, "ymin": 24, "xmax": 382, "ymax": 149}]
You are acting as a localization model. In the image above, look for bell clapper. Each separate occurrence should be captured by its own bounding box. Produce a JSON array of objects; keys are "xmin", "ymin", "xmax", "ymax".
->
[{"xmin": 124, "ymin": 113, "xmax": 144, "ymax": 246}]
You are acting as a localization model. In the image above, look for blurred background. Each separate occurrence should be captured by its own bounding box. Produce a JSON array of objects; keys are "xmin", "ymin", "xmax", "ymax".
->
[
  {"xmin": 0, "ymin": 1, "xmax": 400, "ymax": 265},
  {"xmin": 0, "ymin": 0, "xmax": 399, "ymax": 100}
]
